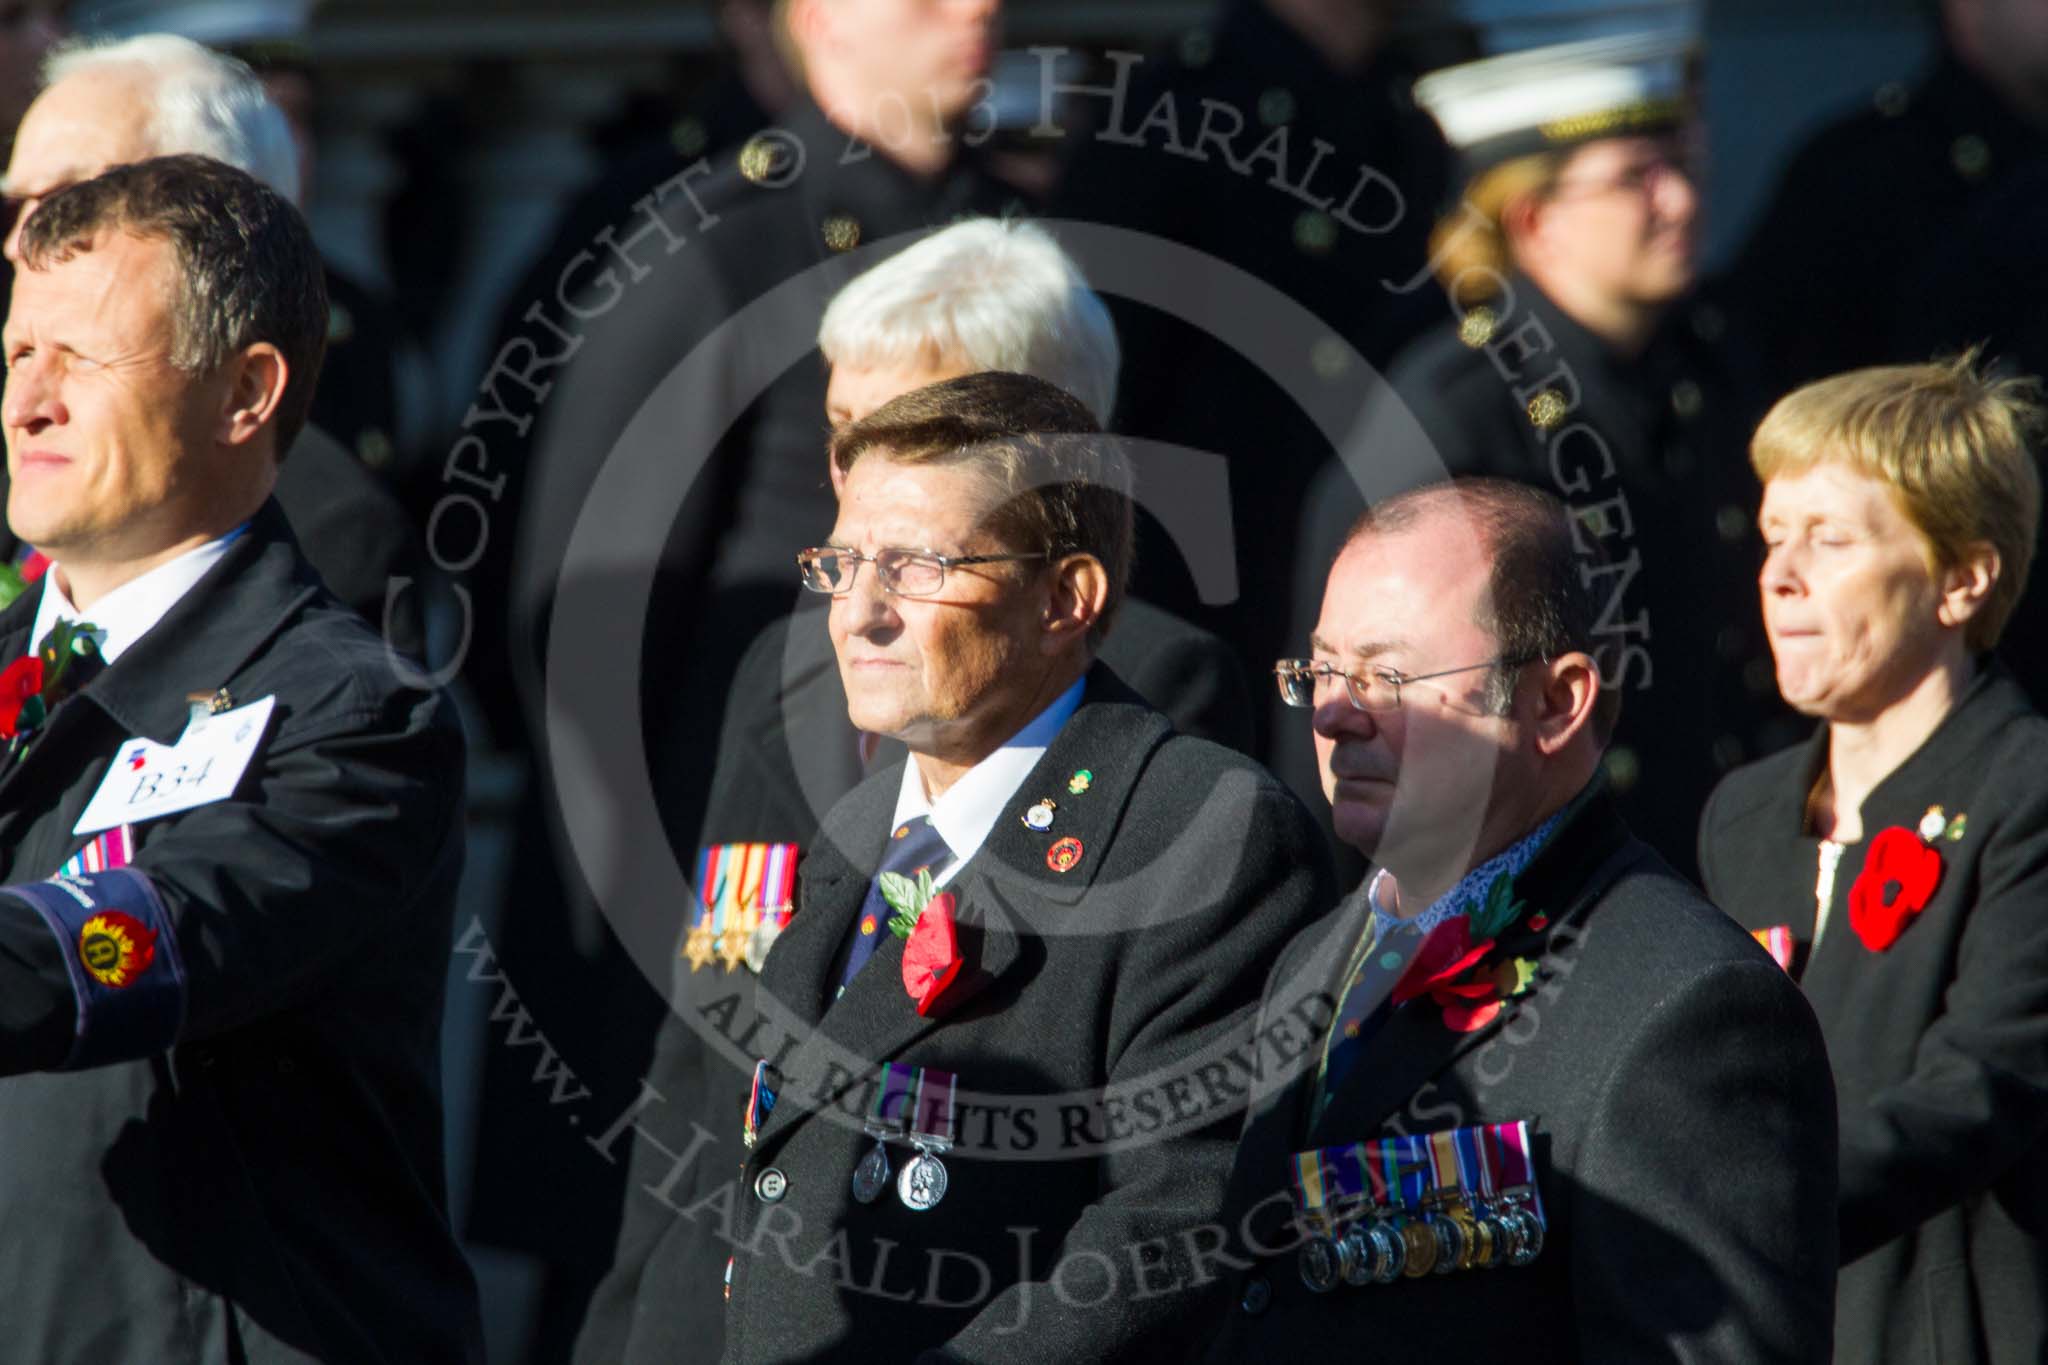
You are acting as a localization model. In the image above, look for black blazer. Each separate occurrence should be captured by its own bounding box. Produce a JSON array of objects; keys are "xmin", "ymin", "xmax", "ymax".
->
[
  {"xmin": 713, "ymin": 668, "xmax": 1332, "ymax": 1362},
  {"xmin": 575, "ymin": 601, "xmax": 1256, "ymax": 1364},
  {"xmin": 1208, "ymin": 791, "xmax": 1838, "ymax": 1363},
  {"xmin": 0, "ymin": 504, "xmax": 482, "ymax": 1363},
  {"xmin": 1701, "ymin": 664, "xmax": 2048, "ymax": 1364}
]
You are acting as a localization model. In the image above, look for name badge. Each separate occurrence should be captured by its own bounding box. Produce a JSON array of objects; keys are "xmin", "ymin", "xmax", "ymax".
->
[{"xmin": 74, "ymin": 696, "xmax": 277, "ymax": 835}]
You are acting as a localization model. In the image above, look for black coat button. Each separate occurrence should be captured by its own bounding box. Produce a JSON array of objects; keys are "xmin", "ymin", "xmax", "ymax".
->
[
  {"xmin": 754, "ymin": 1167, "xmax": 788, "ymax": 1203},
  {"xmin": 1240, "ymin": 1274, "xmax": 1272, "ymax": 1316}
]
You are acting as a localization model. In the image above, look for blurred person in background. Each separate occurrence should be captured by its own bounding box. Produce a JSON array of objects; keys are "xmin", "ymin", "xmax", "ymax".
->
[
  {"xmin": 1052, "ymin": 0, "xmax": 1455, "ymax": 723},
  {"xmin": 0, "ymin": 31, "xmax": 425, "ymax": 656},
  {"xmin": 0, "ymin": 0, "xmax": 65, "ymax": 151},
  {"xmin": 1720, "ymin": 0, "xmax": 2048, "ymax": 395},
  {"xmin": 64, "ymin": 0, "xmax": 423, "ymax": 484},
  {"xmin": 1284, "ymin": 29, "xmax": 1782, "ymax": 880},
  {"xmin": 573, "ymin": 215, "xmax": 1250, "ymax": 1364},
  {"xmin": 1701, "ymin": 355, "xmax": 2048, "ymax": 1364}
]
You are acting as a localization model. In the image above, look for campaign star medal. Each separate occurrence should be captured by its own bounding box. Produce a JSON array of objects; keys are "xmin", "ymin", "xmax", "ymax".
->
[
  {"xmin": 1066, "ymin": 769, "xmax": 1093, "ymax": 795},
  {"xmin": 691, "ymin": 842, "xmax": 799, "ymax": 974},
  {"xmin": 718, "ymin": 912, "xmax": 751, "ymax": 971},
  {"xmin": 683, "ymin": 919, "xmax": 716, "ymax": 971},
  {"xmin": 1046, "ymin": 836, "xmax": 1084, "ymax": 873},
  {"xmin": 896, "ymin": 1068, "xmax": 956, "ymax": 1212},
  {"xmin": 1021, "ymin": 798, "xmax": 1057, "ymax": 831}
]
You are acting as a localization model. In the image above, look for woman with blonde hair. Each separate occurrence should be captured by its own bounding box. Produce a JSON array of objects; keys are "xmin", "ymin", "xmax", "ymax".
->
[{"xmin": 1700, "ymin": 352, "xmax": 2048, "ymax": 1364}]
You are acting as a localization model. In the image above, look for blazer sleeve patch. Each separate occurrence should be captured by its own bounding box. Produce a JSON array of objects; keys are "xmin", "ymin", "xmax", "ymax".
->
[{"xmin": 4, "ymin": 869, "xmax": 187, "ymax": 1070}]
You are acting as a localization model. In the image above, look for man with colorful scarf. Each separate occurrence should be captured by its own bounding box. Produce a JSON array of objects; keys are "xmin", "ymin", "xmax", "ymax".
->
[{"xmin": 1204, "ymin": 478, "xmax": 1838, "ymax": 1361}]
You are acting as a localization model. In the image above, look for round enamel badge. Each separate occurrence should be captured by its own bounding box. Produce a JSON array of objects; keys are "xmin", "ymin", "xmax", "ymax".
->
[
  {"xmin": 78, "ymin": 911, "xmax": 157, "ymax": 989},
  {"xmin": 1046, "ymin": 837, "xmax": 1084, "ymax": 873}
]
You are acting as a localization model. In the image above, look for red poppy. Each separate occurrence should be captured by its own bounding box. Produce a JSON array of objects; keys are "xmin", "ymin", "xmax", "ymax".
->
[
  {"xmin": 1443, "ymin": 999, "xmax": 1505, "ymax": 1034},
  {"xmin": 1393, "ymin": 917, "xmax": 1498, "ymax": 1007},
  {"xmin": 1848, "ymin": 827, "xmax": 1942, "ymax": 953},
  {"xmin": 902, "ymin": 891, "xmax": 963, "ymax": 1016},
  {"xmin": 0, "ymin": 655, "xmax": 44, "ymax": 738}
]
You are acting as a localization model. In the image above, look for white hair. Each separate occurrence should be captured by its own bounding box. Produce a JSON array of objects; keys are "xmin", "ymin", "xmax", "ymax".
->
[
  {"xmin": 42, "ymin": 33, "xmax": 301, "ymax": 203},
  {"xmin": 818, "ymin": 218, "xmax": 1121, "ymax": 425}
]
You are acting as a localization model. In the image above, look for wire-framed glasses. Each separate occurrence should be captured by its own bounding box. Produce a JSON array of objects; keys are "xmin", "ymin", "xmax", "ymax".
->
[
  {"xmin": 1273, "ymin": 654, "xmax": 1543, "ymax": 713},
  {"xmin": 796, "ymin": 545, "xmax": 1049, "ymax": 597}
]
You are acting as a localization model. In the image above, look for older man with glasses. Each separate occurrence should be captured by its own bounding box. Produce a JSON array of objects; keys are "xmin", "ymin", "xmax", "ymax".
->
[
  {"xmin": 572, "ymin": 218, "xmax": 1252, "ymax": 1365},
  {"xmin": 1204, "ymin": 477, "xmax": 1837, "ymax": 1362},
  {"xmin": 710, "ymin": 370, "xmax": 1328, "ymax": 1363}
]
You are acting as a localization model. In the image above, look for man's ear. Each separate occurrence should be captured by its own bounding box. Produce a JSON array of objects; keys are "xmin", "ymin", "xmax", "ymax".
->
[
  {"xmin": 1039, "ymin": 553, "xmax": 1108, "ymax": 656},
  {"xmin": 217, "ymin": 342, "xmax": 288, "ymax": 449},
  {"xmin": 1935, "ymin": 541, "xmax": 2000, "ymax": 631},
  {"xmin": 1531, "ymin": 650, "xmax": 1601, "ymax": 757}
]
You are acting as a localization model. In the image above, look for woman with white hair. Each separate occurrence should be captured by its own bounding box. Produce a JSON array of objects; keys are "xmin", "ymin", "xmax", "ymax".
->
[{"xmin": 819, "ymin": 217, "xmax": 1120, "ymax": 433}]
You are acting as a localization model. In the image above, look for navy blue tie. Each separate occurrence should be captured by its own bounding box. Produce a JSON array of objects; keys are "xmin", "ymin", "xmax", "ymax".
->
[{"xmin": 838, "ymin": 814, "xmax": 952, "ymax": 995}]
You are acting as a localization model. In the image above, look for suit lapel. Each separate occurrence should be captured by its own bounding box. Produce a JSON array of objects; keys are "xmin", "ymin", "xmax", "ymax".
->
[
  {"xmin": 1230, "ymin": 894, "xmax": 1369, "ymax": 1246},
  {"xmin": 761, "ymin": 770, "xmax": 895, "ymax": 1031},
  {"xmin": 752, "ymin": 666, "xmax": 1169, "ymax": 1150}
]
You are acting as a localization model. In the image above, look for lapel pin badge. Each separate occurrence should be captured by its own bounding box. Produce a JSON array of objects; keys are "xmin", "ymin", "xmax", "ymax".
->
[
  {"xmin": 1047, "ymin": 836, "xmax": 1084, "ymax": 873},
  {"xmin": 1022, "ymin": 799, "xmax": 1057, "ymax": 832},
  {"xmin": 1067, "ymin": 769, "xmax": 1093, "ymax": 795}
]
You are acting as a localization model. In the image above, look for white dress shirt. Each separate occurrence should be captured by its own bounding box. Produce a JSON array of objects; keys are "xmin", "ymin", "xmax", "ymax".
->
[
  {"xmin": 888, "ymin": 677, "xmax": 1087, "ymax": 889},
  {"xmin": 29, "ymin": 525, "xmax": 247, "ymax": 664}
]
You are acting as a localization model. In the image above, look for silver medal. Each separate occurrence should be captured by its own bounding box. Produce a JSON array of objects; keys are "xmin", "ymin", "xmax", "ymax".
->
[
  {"xmin": 897, "ymin": 1147, "xmax": 949, "ymax": 1211},
  {"xmin": 1297, "ymin": 1236, "xmax": 1341, "ymax": 1292},
  {"xmin": 851, "ymin": 1140, "xmax": 891, "ymax": 1204}
]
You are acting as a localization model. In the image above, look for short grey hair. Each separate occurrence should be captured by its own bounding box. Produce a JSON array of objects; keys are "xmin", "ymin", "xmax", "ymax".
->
[
  {"xmin": 42, "ymin": 33, "xmax": 301, "ymax": 203},
  {"xmin": 818, "ymin": 217, "xmax": 1121, "ymax": 425}
]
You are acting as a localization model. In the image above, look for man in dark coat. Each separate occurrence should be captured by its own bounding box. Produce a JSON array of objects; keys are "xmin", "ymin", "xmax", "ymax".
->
[
  {"xmin": 0, "ymin": 157, "xmax": 480, "ymax": 1362},
  {"xmin": 572, "ymin": 214, "xmax": 1254, "ymax": 1363},
  {"xmin": 465, "ymin": 0, "xmax": 1025, "ymax": 1331},
  {"xmin": 701, "ymin": 372, "xmax": 1329, "ymax": 1361},
  {"xmin": 1210, "ymin": 480, "xmax": 1836, "ymax": 1361}
]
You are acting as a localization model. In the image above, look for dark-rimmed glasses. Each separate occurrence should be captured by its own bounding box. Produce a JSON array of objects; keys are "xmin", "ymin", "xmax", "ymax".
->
[
  {"xmin": 1273, "ymin": 654, "xmax": 1543, "ymax": 713},
  {"xmin": 797, "ymin": 546, "xmax": 1048, "ymax": 597}
]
